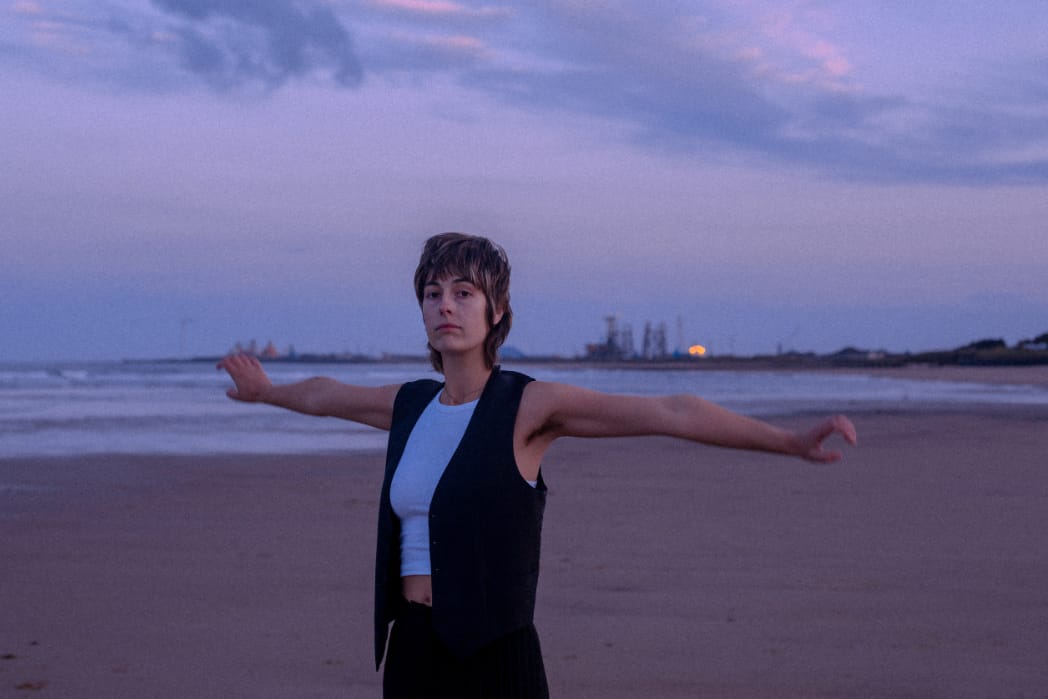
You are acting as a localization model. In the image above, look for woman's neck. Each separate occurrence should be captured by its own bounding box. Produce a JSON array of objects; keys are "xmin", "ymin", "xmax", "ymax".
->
[{"xmin": 439, "ymin": 357, "xmax": 492, "ymax": 406}]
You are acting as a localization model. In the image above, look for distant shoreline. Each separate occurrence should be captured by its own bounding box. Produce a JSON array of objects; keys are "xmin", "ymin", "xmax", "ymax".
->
[
  {"xmin": 144, "ymin": 348, "xmax": 1048, "ymax": 376},
  {"xmin": 124, "ymin": 353, "xmax": 1048, "ymax": 392}
]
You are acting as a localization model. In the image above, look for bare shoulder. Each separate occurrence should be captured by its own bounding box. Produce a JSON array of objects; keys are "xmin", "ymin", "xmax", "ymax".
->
[
  {"xmin": 520, "ymin": 379, "xmax": 565, "ymax": 405},
  {"xmin": 517, "ymin": 381, "xmax": 563, "ymax": 441},
  {"xmin": 519, "ymin": 380, "xmax": 584, "ymax": 418},
  {"xmin": 515, "ymin": 381, "xmax": 568, "ymax": 452}
]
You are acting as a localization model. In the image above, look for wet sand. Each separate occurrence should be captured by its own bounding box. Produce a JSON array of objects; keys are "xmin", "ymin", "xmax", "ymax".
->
[{"xmin": 2, "ymin": 403, "xmax": 1047, "ymax": 697}]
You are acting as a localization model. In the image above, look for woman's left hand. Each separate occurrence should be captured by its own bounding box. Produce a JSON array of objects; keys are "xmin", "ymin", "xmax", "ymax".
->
[{"xmin": 794, "ymin": 415, "xmax": 858, "ymax": 463}]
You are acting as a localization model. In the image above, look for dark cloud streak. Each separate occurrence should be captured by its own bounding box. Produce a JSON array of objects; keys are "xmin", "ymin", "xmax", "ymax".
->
[{"xmin": 149, "ymin": 0, "xmax": 362, "ymax": 88}]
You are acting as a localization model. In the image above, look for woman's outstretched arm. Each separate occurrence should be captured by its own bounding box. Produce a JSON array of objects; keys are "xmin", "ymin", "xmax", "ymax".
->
[
  {"xmin": 217, "ymin": 353, "xmax": 400, "ymax": 431},
  {"xmin": 520, "ymin": 382, "xmax": 857, "ymax": 463}
]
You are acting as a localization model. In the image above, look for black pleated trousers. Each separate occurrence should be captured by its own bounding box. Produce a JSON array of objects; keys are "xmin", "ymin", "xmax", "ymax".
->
[{"xmin": 383, "ymin": 601, "xmax": 549, "ymax": 698}]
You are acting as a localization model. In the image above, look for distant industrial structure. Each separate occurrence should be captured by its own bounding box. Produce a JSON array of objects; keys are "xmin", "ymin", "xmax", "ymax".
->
[
  {"xmin": 230, "ymin": 339, "xmax": 293, "ymax": 359},
  {"xmin": 224, "ymin": 340, "xmax": 381, "ymax": 363},
  {"xmin": 584, "ymin": 315, "xmax": 699, "ymax": 361}
]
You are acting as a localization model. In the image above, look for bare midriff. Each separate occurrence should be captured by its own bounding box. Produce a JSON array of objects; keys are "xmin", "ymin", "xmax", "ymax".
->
[{"xmin": 402, "ymin": 575, "xmax": 433, "ymax": 606}]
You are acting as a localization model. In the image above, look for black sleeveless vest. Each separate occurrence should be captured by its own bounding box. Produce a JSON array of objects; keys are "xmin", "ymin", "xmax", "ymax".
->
[{"xmin": 373, "ymin": 368, "xmax": 546, "ymax": 667}]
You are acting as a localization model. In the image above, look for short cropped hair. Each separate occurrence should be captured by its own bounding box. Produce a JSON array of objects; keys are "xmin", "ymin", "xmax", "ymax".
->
[{"xmin": 414, "ymin": 232, "xmax": 513, "ymax": 373}]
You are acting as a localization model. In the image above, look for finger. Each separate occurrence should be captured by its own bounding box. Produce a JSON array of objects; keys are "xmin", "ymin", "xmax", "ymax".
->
[
  {"xmin": 834, "ymin": 415, "xmax": 858, "ymax": 446},
  {"xmin": 810, "ymin": 448, "xmax": 842, "ymax": 464},
  {"xmin": 815, "ymin": 416, "xmax": 857, "ymax": 447}
]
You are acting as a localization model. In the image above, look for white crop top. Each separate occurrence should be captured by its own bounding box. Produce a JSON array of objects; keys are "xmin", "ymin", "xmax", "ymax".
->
[
  {"xmin": 389, "ymin": 392, "xmax": 536, "ymax": 577},
  {"xmin": 390, "ymin": 394, "xmax": 478, "ymax": 576}
]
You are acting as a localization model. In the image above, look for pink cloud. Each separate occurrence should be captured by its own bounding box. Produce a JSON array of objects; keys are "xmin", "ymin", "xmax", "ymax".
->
[
  {"xmin": 12, "ymin": 1, "xmax": 43, "ymax": 15},
  {"xmin": 742, "ymin": 3, "xmax": 855, "ymax": 89},
  {"xmin": 432, "ymin": 34, "xmax": 485, "ymax": 51},
  {"xmin": 805, "ymin": 39, "xmax": 852, "ymax": 78},
  {"xmin": 369, "ymin": 0, "xmax": 509, "ymax": 19}
]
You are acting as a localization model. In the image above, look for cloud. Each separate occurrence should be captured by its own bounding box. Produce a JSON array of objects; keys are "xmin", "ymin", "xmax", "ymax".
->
[
  {"xmin": 12, "ymin": 1, "xmax": 43, "ymax": 15},
  {"xmin": 363, "ymin": 31, "xmax": 487, "ymax": 72},
  {"xmin": 2, "ymin": 0, "xmax": 363, "ymax": 90},
  {"xmin": 461, "ymin": 2, "xmax": 842, "ymax": 155},
  {"xmin": 453, "ymin": 0, "xmax": 1048, "ymax": 183},
  {"xmin": 5, "ymin": 0, "xmax": 1048, "ymax": 183},
  {"xmin": 146, "ymin": 0, "xmax": 362, "ymax": 88},
  {"xmin": 367, "ymin": 0, "xmax": 510, "ymax": 20}
]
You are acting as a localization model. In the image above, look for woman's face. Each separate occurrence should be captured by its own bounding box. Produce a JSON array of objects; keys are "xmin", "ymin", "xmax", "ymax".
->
[{"xmin": 421, "ymin": 275, "xmax": 503, "ymax": 361}]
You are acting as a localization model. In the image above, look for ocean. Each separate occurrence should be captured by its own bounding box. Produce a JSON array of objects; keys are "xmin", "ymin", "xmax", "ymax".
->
[{"xmin": 2, "ymin": 360, "xmax": 1046, "ymax": 458}]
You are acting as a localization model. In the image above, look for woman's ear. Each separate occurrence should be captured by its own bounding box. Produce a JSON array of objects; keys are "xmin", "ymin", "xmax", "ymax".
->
[{"xmin": 491, "ymin": 305, "xmax": 505, "ymax": 327}]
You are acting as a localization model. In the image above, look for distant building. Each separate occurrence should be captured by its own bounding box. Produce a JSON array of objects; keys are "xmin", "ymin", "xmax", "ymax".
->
[
  {"xmin": 260, "ymin": 341, "xmax": 280, "ymax": 359},
  {"xmin": 585, "ymin": 315, "xmax": 671, "ymax": 360}
]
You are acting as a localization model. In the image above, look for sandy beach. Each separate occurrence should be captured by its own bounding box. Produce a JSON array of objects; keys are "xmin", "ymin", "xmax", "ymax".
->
[{"xmin": 3, "ymin": 377, "xmax": 1047, "ymax": 697}]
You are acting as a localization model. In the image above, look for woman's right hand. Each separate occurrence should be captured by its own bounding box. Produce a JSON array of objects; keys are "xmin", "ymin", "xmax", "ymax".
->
[{"xmin": 216, "ymin": 353, "xmax": 273, "ymax": 403}]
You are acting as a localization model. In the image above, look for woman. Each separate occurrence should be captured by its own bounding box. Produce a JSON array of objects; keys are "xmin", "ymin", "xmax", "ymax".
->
[{"xmin": 217, "ymin": 232, "xmax": 857, "ymax": 698}]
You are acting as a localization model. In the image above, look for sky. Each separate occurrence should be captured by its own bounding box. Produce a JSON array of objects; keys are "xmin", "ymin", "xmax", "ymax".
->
[{"xmin": 2, "ymin": 0, "xmax": 1047, "ymax": 361}]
